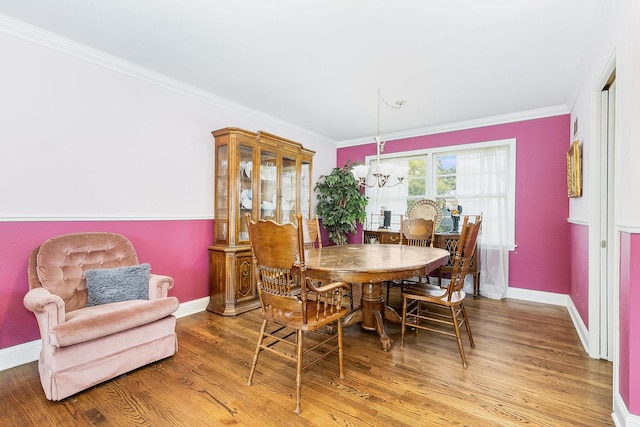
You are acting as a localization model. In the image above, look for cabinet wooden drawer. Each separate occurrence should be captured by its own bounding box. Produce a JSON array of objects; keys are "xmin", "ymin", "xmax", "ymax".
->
[
  {"xmin": 363, "ymin": 230, "xmax": 401, "ymax": 244},
  {"xmin": 379, "ymin": 233, "xmax": 401, "ymax": 244}
]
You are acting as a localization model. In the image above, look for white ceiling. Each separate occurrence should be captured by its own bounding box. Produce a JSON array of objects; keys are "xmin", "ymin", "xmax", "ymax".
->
[{"xmin": 0, "ymin": 0, "xmax": 601, "ymax": 144}]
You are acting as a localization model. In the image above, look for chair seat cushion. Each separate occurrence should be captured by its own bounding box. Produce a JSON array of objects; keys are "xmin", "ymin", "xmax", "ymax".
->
[{"xmin": 50, "ymin": 297, "xmax": 179, "ymax": 347}]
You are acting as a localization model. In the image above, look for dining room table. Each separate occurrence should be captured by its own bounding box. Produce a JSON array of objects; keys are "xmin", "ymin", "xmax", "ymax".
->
[{"xmin": 303, "ymin": 244, "xmax": 450, "ymax": 351}]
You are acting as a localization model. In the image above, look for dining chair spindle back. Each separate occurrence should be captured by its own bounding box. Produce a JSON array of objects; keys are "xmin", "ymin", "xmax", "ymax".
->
[
  {"xmin": 400, "ymin": 215, "xmax": 482, "ymax": 368},
  {"xmin": 386, "ymin": 217, "xmax": 436, "ymax": 301},
  {"xmin": 300, "ymin": 214, "xmax": 322, "ymax": 250},
  {"xmin": 246, "ymin": 213, "xmax": 350, "ymax": 413}
]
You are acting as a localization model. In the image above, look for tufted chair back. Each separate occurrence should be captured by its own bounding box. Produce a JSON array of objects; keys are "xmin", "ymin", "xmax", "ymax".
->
[{"xmin": 27, "ymin": 232, "xmax": 140, "ymax": 312}]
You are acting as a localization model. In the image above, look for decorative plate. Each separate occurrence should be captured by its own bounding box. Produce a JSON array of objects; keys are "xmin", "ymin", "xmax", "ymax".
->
[{"xmin": 407, "ymin": 199, "xmax": 443, "ymax": 226}]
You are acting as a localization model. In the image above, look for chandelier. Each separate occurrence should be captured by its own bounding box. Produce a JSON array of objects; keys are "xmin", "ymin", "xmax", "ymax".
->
[{"xmin": 352, "ymin": 88, "xmax": 407, "ymax": 189}]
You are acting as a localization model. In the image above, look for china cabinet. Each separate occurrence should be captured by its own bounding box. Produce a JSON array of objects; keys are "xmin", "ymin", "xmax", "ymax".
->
[{"xmin": 207, "ymin": 128, "xmax": 314, "ymax": 315}]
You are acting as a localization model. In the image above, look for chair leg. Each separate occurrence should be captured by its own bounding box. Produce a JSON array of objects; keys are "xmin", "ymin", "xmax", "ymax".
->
[
  {"xmin": 400, "ymin": 295, "xmax": 408, "ymax": 349},
  {"xmin": 461, "ymin": 303, "xmax": 475, "ymax": 348},
  {"xmin": 338, "ymin": 318, "xmax": 344, "ymax": 379},
  {"xmin": 386, "ymin": 281, "xmax": 405, "ymax": 303},
  {"xmin": 349, "ymin": 283, "xmax": 354, "ymax": 310},
  {"xmin": 294, "ymin": 329, "xmax": 304, "ymax": 414},
  {"xmin": 247, "ymin": 319, "xmax": 268, "ymax": 386},
  {"xmin": 450, "ymin": 306, "xmax": 468, "ymax": 368}
]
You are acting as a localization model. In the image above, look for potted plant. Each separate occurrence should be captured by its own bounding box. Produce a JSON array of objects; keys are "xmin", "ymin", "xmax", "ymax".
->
[{"xmin": 315, "ymin": 164, "xmax": 368, "ymax": 245}]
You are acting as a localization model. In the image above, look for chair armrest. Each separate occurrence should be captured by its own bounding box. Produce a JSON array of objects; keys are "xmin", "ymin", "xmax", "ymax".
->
[
  {"xmin": 23, "ymin": 288, "xmax": 65, "ymax": 347},
  {"xmin": 148, "ymin": 274, "xmax": 175, "ymax": 299},
  {"xmin": 23, "ymin": 287, "xmax": 65, "ymax": 314},
  {"xmin": 306, "ymin": 280, "xmax": 350, "ymax": 294},
  {"xmin": 304, "ymin": 280, "xmax": 350, "ymax": 319}
]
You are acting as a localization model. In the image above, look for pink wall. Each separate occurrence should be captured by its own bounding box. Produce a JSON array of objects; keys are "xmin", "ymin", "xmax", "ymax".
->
[
  {"xmin": 0, "ymin": 220, "xmax": 213, "ymax": 349},
  {"xmin": 619, "ymin": 232, "xmax": 640, "ymax": 413},
  {"xmin": 569, "ymin": 223, "xmax": 590, "ymax": 327},
  {"xmin": 338, "ymin": 115, "xmax": 571, "ymax": 294}
]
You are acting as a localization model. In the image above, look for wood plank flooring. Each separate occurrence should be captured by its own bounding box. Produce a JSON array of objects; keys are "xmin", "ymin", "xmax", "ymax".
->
[{"xmin": 0, "ymin": 294, "xmax": 613, "ymax": 426}]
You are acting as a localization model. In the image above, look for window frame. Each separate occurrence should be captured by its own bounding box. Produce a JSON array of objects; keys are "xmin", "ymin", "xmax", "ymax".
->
[{"xmin": 363, "ymin": 138, "xmax": 516, "ymax": 249}]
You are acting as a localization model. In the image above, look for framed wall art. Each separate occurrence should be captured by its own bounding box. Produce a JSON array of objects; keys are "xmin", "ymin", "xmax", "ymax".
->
[{"xmin": 567, "ymin": 140, "xmax": 582, "ymax": 198}]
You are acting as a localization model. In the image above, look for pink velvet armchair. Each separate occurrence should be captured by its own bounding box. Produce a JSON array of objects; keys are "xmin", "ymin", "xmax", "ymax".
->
[{"xmin": 24, "ymin": 232, "xmax": 179, "ymax": 400}]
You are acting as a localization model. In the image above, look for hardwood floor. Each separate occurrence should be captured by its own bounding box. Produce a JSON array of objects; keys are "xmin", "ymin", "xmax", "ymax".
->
[{"xmin": 1, "ymin": 294, "xmax": 613, "ymax": 426}]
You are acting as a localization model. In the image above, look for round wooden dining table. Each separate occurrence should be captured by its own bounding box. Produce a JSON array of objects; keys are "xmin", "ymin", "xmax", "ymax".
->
[{"xmin": 303, "ymin": 244, "xmax": 450, "ymax": 351}]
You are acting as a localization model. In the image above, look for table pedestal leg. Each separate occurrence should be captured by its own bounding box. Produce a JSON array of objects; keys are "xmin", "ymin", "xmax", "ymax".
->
[
  {"xmin": 340, "ymin": 283, "xmax": 404, "ymax": 351},
  {"xmin": 342, "ymin": 307, "xmax": 362, "ymax": 328},
  {"xmin": 361, "ymin": 283, "xmax": 393, "ymax": 351},
  {"xmin": 383, "ymin": 304, "xmax": 402, "ymax": 324}
]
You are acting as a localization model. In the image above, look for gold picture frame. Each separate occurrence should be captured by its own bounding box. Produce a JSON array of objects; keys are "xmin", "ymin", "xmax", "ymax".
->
[{"xmin": 567, "ymin": 140, "xmax": 582, "ymax": 198}]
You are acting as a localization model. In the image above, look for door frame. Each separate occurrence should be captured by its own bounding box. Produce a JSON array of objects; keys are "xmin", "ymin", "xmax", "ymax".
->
[{"xmin": 587, "ymin": 59, "xmax": 617, "ymax": 361}]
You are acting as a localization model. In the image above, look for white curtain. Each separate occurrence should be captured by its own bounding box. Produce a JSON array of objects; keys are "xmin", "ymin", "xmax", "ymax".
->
[{"xmin": 456, "ymin": 147, "xmax": 510, "ymax": 299}]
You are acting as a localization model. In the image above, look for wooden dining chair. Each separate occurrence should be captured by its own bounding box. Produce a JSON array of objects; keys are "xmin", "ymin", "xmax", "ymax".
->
[
  {"xmin": 299, "ymin": 214, "xmax": 322, "ymax": 249},
  {"xmin": 386, "ymin": 217, "xmax": 436, "ymax": 302},
  {"xmin": 400, "ymin": 215, "xmax": 481, "ymax": 368},
  {"xmin": 246, "ymin": 213, "xmax": 350, "ymax": 414},
  {"xmin": 299, "ymin": 214, "xmax": 354, "ymax": 309}
]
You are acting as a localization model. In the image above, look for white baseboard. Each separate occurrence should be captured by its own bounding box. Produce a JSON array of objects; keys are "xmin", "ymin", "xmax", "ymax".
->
[
  {"xmin": 613, "ymin": 392, "xmax": 640, "ymax": 427},
  {"xmin": 0, "ymin": 340, "xmax": 42, "ymax": 371},
  {"xmin": 566, "ymin": 296, "xmax": 590, "ymax": 353},
  {"xmin": 0, "ymin": 296, "xmax": 210, "ymax": 372},
  {"xmin": 506, "ymin": 286, "xmax": 570, "ymax": 306},
  {"xmin": 173, "ymin": 296, "xmax": 210, "ymax": 318}
]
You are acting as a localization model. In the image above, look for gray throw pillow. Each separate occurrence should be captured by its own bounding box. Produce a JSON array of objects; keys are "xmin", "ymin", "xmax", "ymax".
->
[{"xmin": 85, "ymin": 263, "xmax": 151, "ymax": 306}]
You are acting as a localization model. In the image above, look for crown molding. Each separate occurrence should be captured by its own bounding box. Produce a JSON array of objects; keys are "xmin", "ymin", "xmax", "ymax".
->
[
  {"xmin": 0, "ymin": 14, "xmax": 570, "ymax": 151},
  {"xmin": 337, "ymin": 104, "xmax": 570, "ymax": 148},
  {"xmin": 0, "ymin": 14, "xmax": 333, "ymax": 146},
  {"xmin": 0, "ymin": 14, "xmax": 237, "ymax": 109}
]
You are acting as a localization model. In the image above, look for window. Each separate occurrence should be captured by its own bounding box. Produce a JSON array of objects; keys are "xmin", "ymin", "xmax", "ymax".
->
[
  {"xmin": 363, "ymin": 139, "xmax": 515, "ymax": 248},
  {"xmin": 435, "ymin": 154, "xmax": 457, "ymax": 198}
]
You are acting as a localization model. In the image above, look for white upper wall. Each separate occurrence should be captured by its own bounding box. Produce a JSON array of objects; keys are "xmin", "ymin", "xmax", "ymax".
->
[
  {"xmin": 569, "ymin": 0, "xmax": 640, "ymax": 228},
  {"xmin": 0, "ymin": 31, "xmax": 335, "ymax": 220}
]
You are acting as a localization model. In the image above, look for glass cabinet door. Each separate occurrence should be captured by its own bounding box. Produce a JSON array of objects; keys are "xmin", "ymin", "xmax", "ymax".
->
[
  {"xmin": 300, "ymin": 160, "xmax": 311, "ymax": 219},
  {"xmin": 281, "ymin": 156, "xmax": 297, "ymax": 224},
  {"xmin": 215, "ymin": 144, "xmax": 229, "ymax": 243},
  {"xmin": 259, "ymin": 150, "xmax": 277, "ymax": 221},
  {"xmin": 237, "ymin": 145, "xmax": 253, "ymax": 243}
]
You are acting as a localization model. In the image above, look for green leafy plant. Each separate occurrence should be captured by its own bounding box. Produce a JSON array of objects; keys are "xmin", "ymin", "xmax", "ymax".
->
[{"xmin": 315, "ymin": 164, "xmax": 368, "ymax": 245}]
